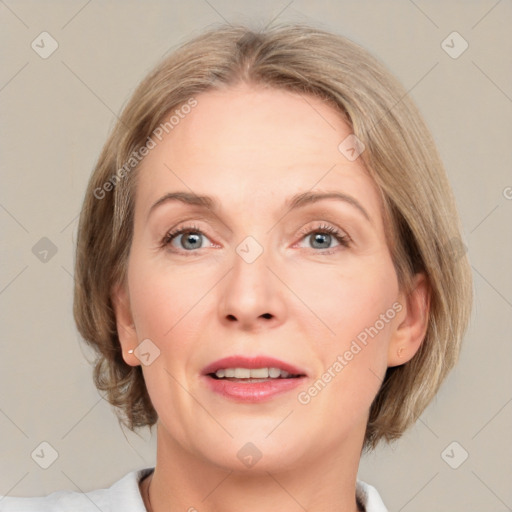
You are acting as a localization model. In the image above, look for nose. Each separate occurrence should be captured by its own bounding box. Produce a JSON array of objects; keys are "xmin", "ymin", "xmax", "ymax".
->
[{"xmin": 217, "ymin": 243, "xmax": 287, "ymax": 331}]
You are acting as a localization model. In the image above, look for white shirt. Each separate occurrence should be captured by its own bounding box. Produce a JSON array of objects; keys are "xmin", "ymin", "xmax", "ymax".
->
[{"xmin": 0, "ymin": 467, "xmax": 388, "ymax": 511}]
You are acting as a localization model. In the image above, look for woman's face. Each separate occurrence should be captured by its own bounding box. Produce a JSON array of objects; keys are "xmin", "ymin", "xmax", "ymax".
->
[{"xmin": 116, "ymin": 84, "xmax": 411, "ymax": 471}]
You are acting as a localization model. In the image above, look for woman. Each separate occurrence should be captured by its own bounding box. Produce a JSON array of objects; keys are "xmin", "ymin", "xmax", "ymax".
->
[{"xmin": 1, "ymin": 23, "xmax": 472, "ymax": 512}]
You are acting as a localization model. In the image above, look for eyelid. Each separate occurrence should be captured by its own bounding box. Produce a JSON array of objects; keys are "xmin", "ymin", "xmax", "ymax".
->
[
  {"xmin": 293, "ymin": 221, "xmax": 352, "ymax": 253},
  {"xmin": 160, "ymin": 222, "xmax": 215, "ymax": 250},
  {"xmin": 160, "ymin": 220, "xmax": 351, "ymax": 253}
]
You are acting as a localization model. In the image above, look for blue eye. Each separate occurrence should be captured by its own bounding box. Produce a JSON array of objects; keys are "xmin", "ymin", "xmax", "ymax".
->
[
  {"xmin": 162, "ymin": 225, "xmax": 211, "ymax": 251},
  {"xmin": 308, "ymin": 232, "xmax": 335, "ymax": 249},
  {"xmin": 299, "ymin": 224, "xmax": 350, "ymax": 251},
  {"xmin": 161, "ymin": 222, "xmax": 350, "ymax": 254}
]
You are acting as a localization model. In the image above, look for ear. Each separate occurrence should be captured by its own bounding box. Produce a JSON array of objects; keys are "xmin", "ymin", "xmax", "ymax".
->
[
  {"xmin": 387, "ymin": 273, "xmax": 431, "ymax": 367},
  {"xmin": 111, "ymin": 282, "xmax": 140, "ymax": 367}
]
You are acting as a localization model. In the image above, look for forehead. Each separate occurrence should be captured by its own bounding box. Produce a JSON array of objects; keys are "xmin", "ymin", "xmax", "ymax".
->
[{"xmin": 135, "ymin": 84, "xmax": 383, "ymax": 224}]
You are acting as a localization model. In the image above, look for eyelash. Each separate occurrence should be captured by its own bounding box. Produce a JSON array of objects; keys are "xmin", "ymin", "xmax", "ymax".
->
[
  {"xmin": 160, "ymin": 222, "xmax": 351, "ymax": 254},
  {"xmin": 160, "ymin": 223, "xmax": 204, "ymax": 249},
  {"xmin": 297, "ymin": 223, "xmax": 351, "ymax": 252}
]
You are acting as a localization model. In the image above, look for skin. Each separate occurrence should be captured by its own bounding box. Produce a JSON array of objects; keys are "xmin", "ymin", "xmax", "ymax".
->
[{"xmin": 113, "ymin": 84, "xmax": 430, "ymax": 512}]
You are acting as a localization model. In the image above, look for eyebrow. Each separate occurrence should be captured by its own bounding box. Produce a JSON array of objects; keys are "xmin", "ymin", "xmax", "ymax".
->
[{"xmin": 148, "ymin": 190, "xmax": 371, "ymax": 223}]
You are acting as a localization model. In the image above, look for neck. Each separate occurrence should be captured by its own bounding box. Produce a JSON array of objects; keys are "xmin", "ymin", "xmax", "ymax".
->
[{"xmin": 142, "ymin": 422, "xmax": 365, "ymax": 512}]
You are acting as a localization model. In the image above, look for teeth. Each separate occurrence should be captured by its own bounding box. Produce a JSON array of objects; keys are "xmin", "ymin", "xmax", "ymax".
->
[
  {"xmin": 213, "ymin": 367, "xmax": 294, "ymax": 379},
  {"xmin": 234, "ymin": 368, "xmax": 250, "ymax": 378},
  {"xmin": 248, "ymin": 368, "xmax": 268, "ymax": 378},
  {"xmin": 268, "ymin": 367, "xmax": 281, "ymax": 378}
]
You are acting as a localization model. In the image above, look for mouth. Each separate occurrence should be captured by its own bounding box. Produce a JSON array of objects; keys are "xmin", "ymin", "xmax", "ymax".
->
[
  {"xmin": 201, "ymin": 355, "xmax": 308, "ymax": 402},
  {"xmin": 208, "ymin": 368, "xmax": 303, "ymax": 382},
  {"xmin": 202, "ymin": 355, "xmax": 308, "ymax": 381}
]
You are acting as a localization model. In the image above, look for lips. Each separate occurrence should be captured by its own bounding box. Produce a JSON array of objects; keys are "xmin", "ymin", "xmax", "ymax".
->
[
  {"xmin": 201, "ymin": 355, "xmax": 308, "ymax": 402},
  {"xmin": 201, "ymin": 355, "xmax": 307, "ymax": 377}
]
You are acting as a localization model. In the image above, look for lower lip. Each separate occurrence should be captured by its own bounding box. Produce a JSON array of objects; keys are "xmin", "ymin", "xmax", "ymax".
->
[{"xmin": 202, "ymin": 375, "xmax": 306, "ymax": 402}]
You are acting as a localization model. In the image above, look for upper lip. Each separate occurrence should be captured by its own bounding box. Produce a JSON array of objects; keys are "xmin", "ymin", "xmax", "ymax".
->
[{"xmin": 202, "ymin": 355, "xmax": 308, "ymax": 376}]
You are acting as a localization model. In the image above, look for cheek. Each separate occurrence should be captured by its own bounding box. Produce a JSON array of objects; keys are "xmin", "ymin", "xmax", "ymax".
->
[
  {"xmin": 290, "ymin": 256, "xmax": 398, "ymax": 402},
  {"xmin": 290, "ymin": 254, "xmax": 399, "ymax": 341},
  {"xmin": 127, "ymin": 252, "xmax": 209, "ymax": 336},
  {"xmin": 297, "ymin": 284, "xmax": 396, "ymax": 424},
  {"xmin": 126, "ymin": 253, "xmax": 207, "ymax": 428}
]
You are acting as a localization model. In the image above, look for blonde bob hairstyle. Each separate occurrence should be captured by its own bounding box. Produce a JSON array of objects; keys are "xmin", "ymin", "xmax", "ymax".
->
[{"xmin": 74, "ymin": 23, "xmax": 472, "ymax": 451}]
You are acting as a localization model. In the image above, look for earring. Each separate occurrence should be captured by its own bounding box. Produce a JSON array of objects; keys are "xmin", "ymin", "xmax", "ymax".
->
[
  {"xmin": 128, "ymin": 349, "xmax": 134, "ymax": 354},
  {"xmin": 397, "ymin": 347, "xmax": 404, "ymax": 357}
]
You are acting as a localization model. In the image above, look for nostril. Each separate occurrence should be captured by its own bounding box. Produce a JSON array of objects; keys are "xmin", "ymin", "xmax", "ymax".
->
[{"xmin": 225, "ymin": 313, "xmax": 272, "ymax": 321}]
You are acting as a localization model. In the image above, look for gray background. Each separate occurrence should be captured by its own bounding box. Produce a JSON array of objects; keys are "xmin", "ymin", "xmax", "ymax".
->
[{"xmin": 1, "ymin": 1, "xmax": 511, "ymax": 511}]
